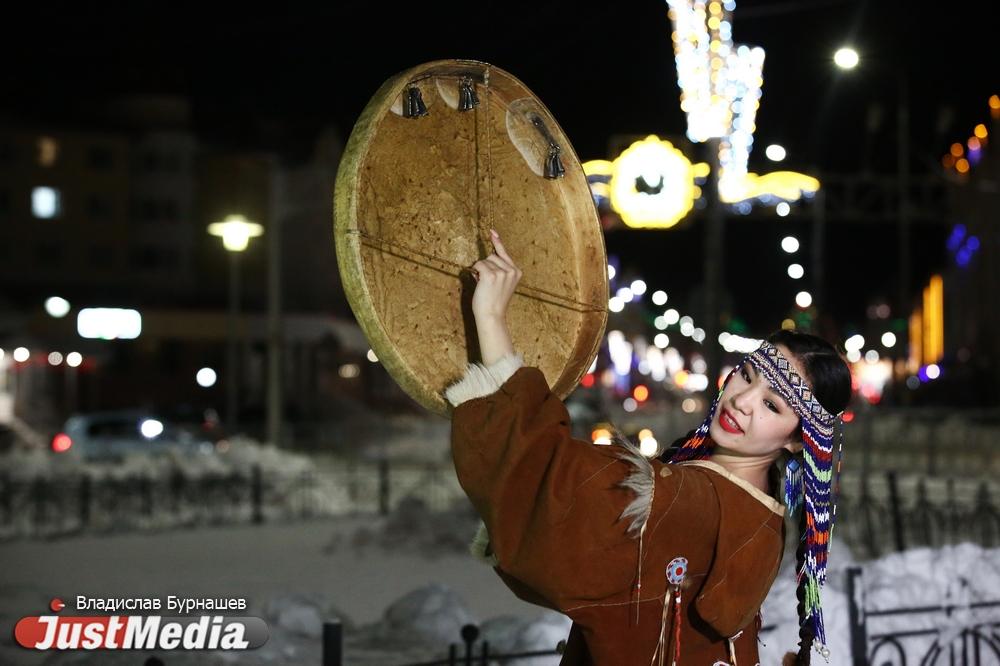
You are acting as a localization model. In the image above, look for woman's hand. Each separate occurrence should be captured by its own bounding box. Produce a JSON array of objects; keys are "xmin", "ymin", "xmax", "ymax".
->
[{"xmin": 470, "ymin": 229, "xmax": 521, "ymax": 365}]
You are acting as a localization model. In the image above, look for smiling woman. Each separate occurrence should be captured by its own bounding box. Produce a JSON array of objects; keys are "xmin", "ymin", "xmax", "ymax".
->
[
  {"xmin": 447, "ymin": 231, "xmax": 853, "ymax": 664},
  {"xmin": 664, "ymin": 329, "xmax": 852, "ymax": 663}
]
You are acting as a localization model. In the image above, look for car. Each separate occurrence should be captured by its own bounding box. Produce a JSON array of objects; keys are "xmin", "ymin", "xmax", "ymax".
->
[{"xmin": 51, "ymin": 409, "xmax": 218, "ymax": 461}]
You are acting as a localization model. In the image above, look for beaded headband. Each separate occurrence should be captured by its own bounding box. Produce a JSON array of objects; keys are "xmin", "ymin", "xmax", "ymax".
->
[{"xmin": 665, "ymin": 340, "xmax": 843, "ymax": 655}]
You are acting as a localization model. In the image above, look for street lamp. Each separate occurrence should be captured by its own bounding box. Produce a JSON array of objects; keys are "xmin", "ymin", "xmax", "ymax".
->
[
  {"xmin": 836, "ymin": 49, "xmax": 911, "ymax": 361},
  {"xmin": 208, "ymin": 214, "xmax": 264, "ymax": 433},
  {"xmin": 833, "ymin": 47, "xmax": 860, "ymax": 70}
]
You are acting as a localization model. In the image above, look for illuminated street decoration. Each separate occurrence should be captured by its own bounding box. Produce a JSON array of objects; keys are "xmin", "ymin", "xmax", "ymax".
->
[
  {"xmin": 716, "ymin": 45, "xmax": 765, "ymax": 201},
  {"xmin": 668, "ymin": 0, "xmax": 734, "ymax": 141},
  {"xmin": 907, "ymin": 274, "xmax": 944, "ymax": 372},
  {"xmin": 665, "ymin": 0, "xmax": 819, "ymax": 207},
  {"xmin": 594, "ymin": 136, "xmax": 703, "ymax": 228},
  {"xmin": 722, "ymin": 171, "xmax": 820, "ymax": 203}
]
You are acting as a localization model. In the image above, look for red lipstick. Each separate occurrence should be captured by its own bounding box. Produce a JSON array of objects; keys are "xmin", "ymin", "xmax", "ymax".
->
[{"xmin": 719, "ymin": 408, "xmax": 744, "ymax": 435}]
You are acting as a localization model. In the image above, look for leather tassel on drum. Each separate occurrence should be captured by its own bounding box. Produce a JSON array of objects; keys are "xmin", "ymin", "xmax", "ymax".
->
[
  {"xmin": 529, "ymin": 113, "xmax": 566, "ymax": 179},
  {"xmin": 545, "ymin": 143, "xmax": 565, "ymax": 179},
  {"xmin": 403, "ymin": 85, "xmax": 428, "ymax": 118},
  {"xmin": 458, "ymin": 77, "xmax": 479, "ymax": 111}
]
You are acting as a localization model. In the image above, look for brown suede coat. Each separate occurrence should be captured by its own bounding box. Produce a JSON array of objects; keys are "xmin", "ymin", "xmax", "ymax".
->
[{"xmin": 450, "ymin": 365, "xmax": 785, "ymax": 665}]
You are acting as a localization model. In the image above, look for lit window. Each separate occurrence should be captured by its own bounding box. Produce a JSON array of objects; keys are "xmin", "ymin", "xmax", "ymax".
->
[
  {"xmin": 37, "ymin": 137, "xmax": 59, "ymax": 167},
  {"xmin": 32, "ymin": 187, "xmax": 61, "ymax": 218}
]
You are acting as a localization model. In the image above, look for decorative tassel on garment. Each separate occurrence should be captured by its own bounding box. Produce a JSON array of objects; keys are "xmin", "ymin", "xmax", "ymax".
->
[
  {"xmin": 727, "ymin": 631, "xmax": 741, "ymax": 666},
  {"xmin": 634, "ymin": 521, "xmax": 647, "ymax": 625},
  {"xmin": 651, "ymin": 557, "xmax": 687, "ymax": 666},
  {"xmin": 784, "ymin": 458, "xmax": 804, "ymax": 515}
]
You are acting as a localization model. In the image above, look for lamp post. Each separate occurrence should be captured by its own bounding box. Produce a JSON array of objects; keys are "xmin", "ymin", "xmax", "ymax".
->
[{"xmin": 208, "ymin": 215, "xmax": 264, "ymax": 434}]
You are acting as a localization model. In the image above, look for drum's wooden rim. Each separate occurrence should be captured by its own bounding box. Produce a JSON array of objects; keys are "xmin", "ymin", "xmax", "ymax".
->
[{"xmin": 334, "ymin": 59, "xmax": 607, "ymax": 416}]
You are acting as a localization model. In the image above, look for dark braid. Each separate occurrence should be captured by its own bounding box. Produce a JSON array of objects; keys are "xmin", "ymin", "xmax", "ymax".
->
[{"xmin": 794, "ymin": 505, "xmax": 814, "ymax": 664}]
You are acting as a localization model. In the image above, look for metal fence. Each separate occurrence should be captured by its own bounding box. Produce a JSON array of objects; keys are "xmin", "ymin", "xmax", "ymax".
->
[
  {"xmin": 3, "ymin": 460, "xmax": 1000, "ymax": 557},
  {"xmin": 0, "ymin": 459, "xmax": 466, "ymax": 539},
  {"xmin": 835, "ymin": 471, "xmax": 1000, "ymax": 559},
  {"xmin": 846, "ymin": 567, "xmax": 1000, "ymax": 665}
]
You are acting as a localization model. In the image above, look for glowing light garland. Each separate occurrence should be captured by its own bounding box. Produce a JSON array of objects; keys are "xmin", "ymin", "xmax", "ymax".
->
[{"xmin": 666, "ymin": 0, "xmax": 818, "ymax": 206}]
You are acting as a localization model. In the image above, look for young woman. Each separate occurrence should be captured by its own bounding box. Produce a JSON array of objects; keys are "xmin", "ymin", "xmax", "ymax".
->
[{"xmin": 445, "ymin": 230, "xmax": 851, "ymax": 665}]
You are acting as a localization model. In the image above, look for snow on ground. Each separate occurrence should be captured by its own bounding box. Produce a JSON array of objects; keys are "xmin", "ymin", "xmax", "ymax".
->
[{"xmin": 0, "ymin": 514, "xmax": 546, "ymax": 666}]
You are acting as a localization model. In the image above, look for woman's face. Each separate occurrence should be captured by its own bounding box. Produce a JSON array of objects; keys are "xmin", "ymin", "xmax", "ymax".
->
[{"xmin": 708, "ymin": 343, "xmax": 804, "ymax": 458}]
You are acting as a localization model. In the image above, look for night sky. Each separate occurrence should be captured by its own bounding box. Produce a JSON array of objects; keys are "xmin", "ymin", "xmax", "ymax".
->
[{"xmin": 3, "ymin": 0, "xmax": 997, "ymax": 335}]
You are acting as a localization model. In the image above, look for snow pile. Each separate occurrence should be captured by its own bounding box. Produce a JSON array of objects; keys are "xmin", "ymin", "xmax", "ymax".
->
[
  {"xmin": 760, "ymin": 541, "xmax": 1000, "ymax": 665},
  {"xmin": 477, "ymin": 612, "xmax": 570, "ymax": 666}
]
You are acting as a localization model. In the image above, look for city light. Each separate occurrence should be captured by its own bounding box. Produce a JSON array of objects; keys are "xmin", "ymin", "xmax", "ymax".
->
[
  {"xmin": 77, "ymin": 308, "xmax": 142, "ymax": 340},
  {"xmin": 846, "ymin": 349, "xmax": 861, "ymax": 363},
  {"xmin": 609, "ymin": 297, "xmax": 625, "ymax": 313},
  {"xmin": 338, "ymin": 364, "xmax": 360, "ymax": 378},
  {"xmin": 864, "ymin": 350, "xmax": 880, "ymax": 364},
  {"xmin": 795, "ymin": 291, "xmax": 813, "ymax": 308},
  {"xmin": 616, "ymin": 287, "xmax": 635, "ymax": 302},
  {"xmin": 140, "ymin": 419, "xmax": 164, "ymax": 439},
  {"xmin": 608, "ymin": 264, "xmax": 616, "ymax": 280},
  {"xmin": 592, "ymin": 428, "xmax": 613, "ymax": 445},
  {"xmin": 926, "ymin": 363, "xmax": 941, "ymax": 380},
  {"xmin": 833, "ymin": 47, "xmax": 859, "ymax": 70},
  {"xmin": 781, "ymin": 236, "xmax": 800, "ymax": 253},
  {"xmin": 196, "ymin": 368, "xmax": 217, "ymax": 388},
  {"xmin": 32, "ymin": 187, "xmax": 61, "ymax": 218},
  {"xmin": 47, "ymin": 352, "xmax": 63, "ymax": 366},
  {"xmin": 639, "ymin": 431, "xmax": 659, "ymax": 457},
  {"xmin": 207, "ymin": 215, "xmax": 264, "ymax": 253},
  {"xmin": 776, "ymin": 202, "xmax": 790, "ymax": 217},
  {"xmin": 66, "ymin": 352, "xmax": 83, "ymax": 368},
  {"xmin": 652, "ymin": 290, "xmax": 668, "ymax": 306},
  {"xmin": 623, "ymin": 398, "xmax": 638, "ymax": 412},
  {"xmin": 881, "ymin": 332, "xmax": 897, "ymax": 348},
  {"xmin": 13, "ymin": 347, "xmax": 30, "ymax": 362},
  {"xmin": 654, "ymin": 316, "xmax": 668, "ymax": 330},
  {"xmin": 765, "ymin": 144, "xmax": 786, "ymax": 161},
  {"xmin": 630, "ymin": 280, "xmax": 647, "ymax": 296},
  {"xmin": 45, "ymin": 296, "xmax": 71, "ymax": 318},
  {"xmin": 787, "ymin": 264, "xmax": 804, "ymax": 279},
  {"xmin": 654, "ymin": 333, "xmax": 670, "ymax": 348},
  {"xmin": 608, "ymin": 330, "xmax": 633, "ymax": 376},
  {"xmin": 720, "ymin": 333, "xmax": 763, "ymax": 353},
  {"xmin": 367, "ymin": 349, "xmax": 379, "ymax": 363},
  {"xmin": 664, "ymin": 309, "xmax": 680, "ymax": 325}
]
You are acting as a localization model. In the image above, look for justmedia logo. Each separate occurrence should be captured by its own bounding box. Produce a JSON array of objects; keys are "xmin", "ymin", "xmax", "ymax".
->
[{"xmin": 14, "ymin": 598, "xmax": 269, "ymax": 651}]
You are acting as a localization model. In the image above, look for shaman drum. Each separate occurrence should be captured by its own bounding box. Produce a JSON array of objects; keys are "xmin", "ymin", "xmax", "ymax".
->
[{"xmin": 334, "ymin": 60, "xmax": 608, "ymax": 416}]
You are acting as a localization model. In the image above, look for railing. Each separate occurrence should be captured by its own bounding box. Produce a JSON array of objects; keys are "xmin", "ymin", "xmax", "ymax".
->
[
  {"xmin": 835, "ymin": 471, "xmax": 1000, "ymax": 558},
  {"xmin": 846, "ymin": 567, "xmax": 1000, "ymax": 665},
  {"xmin": 2, "ymin": 458, "xmax": 999, "ymax": 558},
  {"xmin": 0, "ymin": 460, "xmax": 466, "ymax": 539}
]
